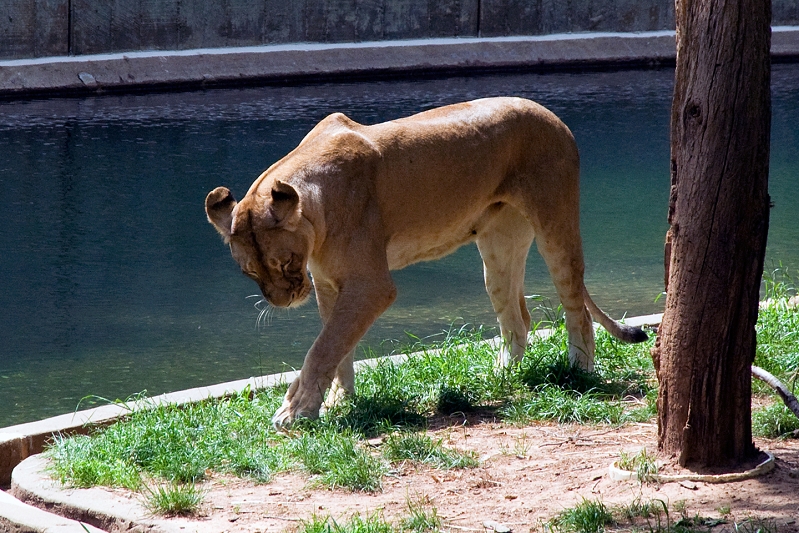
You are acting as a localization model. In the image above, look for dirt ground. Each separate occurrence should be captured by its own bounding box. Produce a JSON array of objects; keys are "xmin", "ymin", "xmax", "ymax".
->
[{"xmin": 153, "ymin": 415, "xmax": 799, "ymax": 533}]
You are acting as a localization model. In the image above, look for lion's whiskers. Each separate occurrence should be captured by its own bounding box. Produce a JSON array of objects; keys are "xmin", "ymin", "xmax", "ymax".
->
[
  {"xmin": 257, "ymin": 300, "xmax": 275, "ymax": 329},
  {"xmin": 247, "ymin": 295, "xmax": 276, "ymax": 330}
]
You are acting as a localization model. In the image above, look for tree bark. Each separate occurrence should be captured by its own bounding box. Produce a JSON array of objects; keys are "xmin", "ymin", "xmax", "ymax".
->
[{"xmin": 652, "ymin": 0, "xmax": 771, "ymax": 468}]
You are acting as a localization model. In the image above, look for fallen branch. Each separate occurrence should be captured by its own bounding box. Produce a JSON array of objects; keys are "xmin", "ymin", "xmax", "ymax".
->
[{"xmin": 751, "ymin": 365, "xmax": 799, "ymax": 420}]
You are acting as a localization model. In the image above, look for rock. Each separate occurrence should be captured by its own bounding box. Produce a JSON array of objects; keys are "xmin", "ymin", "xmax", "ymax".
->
[
  {"xmin": 78, "ymin": 72, "xmax": 97, "ymax": 87},
  {"xmin": 483, "ymin": 519, "xmax": 512, "ymax": 532}
]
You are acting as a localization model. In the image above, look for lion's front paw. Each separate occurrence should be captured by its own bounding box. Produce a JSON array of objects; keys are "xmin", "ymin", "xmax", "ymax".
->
[
  {"xmin": 271, "ymin": 378, "xmax": 325, "ymax": 430},
  {"xmin": 321, "ymin": 379, "xmax": 352, "ymax": 414}
]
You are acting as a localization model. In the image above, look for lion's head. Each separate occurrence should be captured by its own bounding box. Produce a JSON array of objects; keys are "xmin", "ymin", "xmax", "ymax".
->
[{"xmin": 205, "ymin": 180, "xmax": 314, "ymax": 308}]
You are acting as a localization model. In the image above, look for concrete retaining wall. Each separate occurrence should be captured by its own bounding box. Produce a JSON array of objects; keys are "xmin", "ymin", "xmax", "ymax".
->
[
  {"xmin": 3, "ymin": 0, "xmax": 688, "ymax": 59},
  {"xmin": 7, "ymin": 0, "xmax": 799, "ymax": 60},
  {"xmin": 5, "ymin": 1, "xmax": 799, "ymax": 61},
  {"xmin": 3, "ymin": 0, "xmax": 683, "ymax": 59},
  {"xmin": 6, "ymin": 0, "xmax": 799, "ymax": 59}
]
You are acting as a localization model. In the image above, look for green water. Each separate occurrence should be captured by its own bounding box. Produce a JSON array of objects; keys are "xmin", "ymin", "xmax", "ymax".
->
[{"xmin": 1, "ymin": 66, "xmax": 797, "ymax": 427}]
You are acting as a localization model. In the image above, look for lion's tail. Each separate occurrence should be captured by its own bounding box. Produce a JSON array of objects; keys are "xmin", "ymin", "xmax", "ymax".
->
[{"xmin": 583, "ymin": 288, "xmax": 649, "ymax": 343}]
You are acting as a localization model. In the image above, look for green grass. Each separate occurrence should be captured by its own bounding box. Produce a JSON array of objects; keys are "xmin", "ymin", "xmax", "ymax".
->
[
  {"xmin": 551, "ymin": 497, "xmax": 777, "ymax": 533},
  {"xmin": 400, "ymin": 494, "xmax": 442, "ymax": 532},
  {"xmin": 289, "ymin": 496, "xmax": 777, "ymax": 533},
  {"xmin": 753, "ymin": 267, "xmax": 799, "ymax": 438},
  {"xmin": 44, "ymin": 278, "xmax": 798, "ymax": 515},
  {"xmin": 381, "ymin": 431, "xmax": 478, "ymax": 469},
  {"xmin": 617, "ymin": 448, "xmax": 660, "ymax": 483},
  {"xmin": 756, "ymin": 267, "xmax": 799, "ymax": 381},
  {"xmin": 287, "ymin": 426, "xmax": 386, "ymax": 492},
  {"xmin": 296, "ymin": 495, "xmax": 441, "ymax": 533},
  {"xmin": 345, "ymin": 323, "xmax": 658, "ymax": 429},
  {"xmin": 752, "ymin": 402, "xmax": 799, "ymax": 438},
  {"xmin": 732, "ymin": 517, "xmax": 779, "ymax": 533},
  {"xmin": 616, "ymin": 496, "xmax": 668, "ymax": 523},
  {"xmin": 140, "ymin": 481, "xmax": 206, "ymax": 516},
  {"xmin": 47, "ymin": 385, "xmax": 289, "ymax": 490},
  {"xmin": 549, "ymin": 497, "xmax": 615, "ymax": 533},
  {"xmin": 299, "ymin": 512, "xmax": 395, "ymax": 533}
]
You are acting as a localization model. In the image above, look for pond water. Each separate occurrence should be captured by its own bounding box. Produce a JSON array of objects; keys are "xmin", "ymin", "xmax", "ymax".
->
[{"xmin": 1, "ymin": 65, "xmax": 797, "ymax": 427}]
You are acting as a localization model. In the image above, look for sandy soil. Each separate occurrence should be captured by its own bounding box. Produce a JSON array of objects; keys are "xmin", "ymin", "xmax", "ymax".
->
[{"xmin": 156, "ymin": 414, "xmax": 799, "ymax": 533}]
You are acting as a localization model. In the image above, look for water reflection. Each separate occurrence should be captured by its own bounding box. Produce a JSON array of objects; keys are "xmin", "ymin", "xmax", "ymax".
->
[{"xmin": 1, "ymin": 65, "xmax": 797, "ymax": 426}]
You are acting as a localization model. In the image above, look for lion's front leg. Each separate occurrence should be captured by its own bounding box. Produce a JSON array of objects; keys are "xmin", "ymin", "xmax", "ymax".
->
[
  {"xmin": 323, "ymin": 350, "xmax": 355, "ymax": 412},
  {"xmin": 274, "ymin": 350, "xmax": 354, "ymax": 424},
  {"xmin": 313, "ymin": 281, "xmax": 356, "ymax": 413},
  {"xmin": 272, "ymin": 365, "xmax": 334, "ymax": 426},
  {"xmin": 272, "ymin": 275, "xmax": 397, "ymax": 428}
]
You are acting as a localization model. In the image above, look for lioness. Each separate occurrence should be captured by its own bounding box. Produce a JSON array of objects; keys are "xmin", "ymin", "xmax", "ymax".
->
[{"xmin": 206, "ymin": 97, "xmax": 647, "ymax": 427}]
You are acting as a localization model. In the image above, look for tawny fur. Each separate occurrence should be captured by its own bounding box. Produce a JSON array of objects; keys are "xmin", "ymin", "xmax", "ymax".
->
[{"xmin": 205, "ymin": 97, "xmax": 647, "ymax": 427}]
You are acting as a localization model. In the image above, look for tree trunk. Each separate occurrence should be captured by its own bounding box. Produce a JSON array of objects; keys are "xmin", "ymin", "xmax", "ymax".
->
[{"xmin": 652, "ymin": 0, "xmax": 771, "ymax": 468}]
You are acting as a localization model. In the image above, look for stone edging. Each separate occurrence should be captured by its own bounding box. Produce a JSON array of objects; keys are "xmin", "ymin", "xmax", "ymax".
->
[
  {"xmin": 0, "ymin": 486, "xmax": 106, "ymax": 533},
  {"xmin": 0, "ymin": 28, "xmax": 792, "ymax": 99},
  {"xmin": 3, "ymin": 27, "xmax": 798, "ymax": 99},
  {"xmin": 11, "ymin": 454, "xmax": 183, "ymax": 533},
  {"xmin": 608, "ymin": 451, "xmax": 776, "ymax": 484},
  {"xmin": 0, "ymin": 30, "xmax": 676, "ymax": 97}
]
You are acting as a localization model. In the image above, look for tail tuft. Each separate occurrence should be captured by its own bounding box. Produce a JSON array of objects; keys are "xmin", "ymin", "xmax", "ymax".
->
[
  {"xmin": 583, "ymin": 287, "xmax": 649, "ymax": 344},
  {"xmin": 616, "ymin": 323, "xmax": 649, "ymax": 343}
]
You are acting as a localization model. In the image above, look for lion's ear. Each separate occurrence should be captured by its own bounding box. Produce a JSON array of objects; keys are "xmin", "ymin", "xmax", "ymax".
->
[
  {"xmin": 206, "ymin": 186, "xmax": 237, "ymax": 241},
  {"xmin": 265, "ymin": 180, "xmax": 300, "ymax": 228}
]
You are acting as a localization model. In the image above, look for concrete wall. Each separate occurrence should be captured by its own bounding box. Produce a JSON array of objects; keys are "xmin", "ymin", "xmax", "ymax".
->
[
  {"xmin": 2, "ymin": 0, "xmax": 799, "ymax": 60},
  {"xmin": 1, "ymin": 0, "xmax": 69, "ymax": 57}
]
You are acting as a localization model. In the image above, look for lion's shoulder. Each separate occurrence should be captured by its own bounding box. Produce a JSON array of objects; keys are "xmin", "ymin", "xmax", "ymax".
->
[{"xmin": 293, "ymin": 111, "xmax": 360, "ymax": 149}]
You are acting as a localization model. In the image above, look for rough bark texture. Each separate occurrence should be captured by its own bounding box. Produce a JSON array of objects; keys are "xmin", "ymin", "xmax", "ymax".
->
[{"xmin": 652, "ymin": 0, "xmax": 771, "ymax": 468}]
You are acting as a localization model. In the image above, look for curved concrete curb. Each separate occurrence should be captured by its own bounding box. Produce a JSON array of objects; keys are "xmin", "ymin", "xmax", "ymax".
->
[
  {"xmin": 608, "ymin": 452, "xmax": 777, "ymax": 484},
  {"xmin": 0, "ymin": 487, "xmax": 106, "ymax": 533},
  {"xmin": 11, "ymin": 455, "xmax": 185, "ymax": 533}
]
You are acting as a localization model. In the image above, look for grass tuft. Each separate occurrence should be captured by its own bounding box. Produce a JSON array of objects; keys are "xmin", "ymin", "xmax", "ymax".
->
[
  {"xmin": 298, "ymin": 514, "xmax": 336, "ymax": 533},
  {"xmin": 401, "ymin": 493, "xmax": 442, "ymax": 532},
  {"xmin": 295, "ymin": 497, "xmax": 441, "ymax": 533},
  {"xmin": 617, "ymin": 448, "xmax": 659, "ymax": 483},
  {"xmin": 549, "ymin": 497, "xmax": 615, "ymax": 533},
  {"xmin": 435, "ymin": 385, "xmax": 478, "ymax": 415},
  {"xmin": 381, "ymin": 431, "xmax": 478, "ymax": 470},
  {"xmin": 732, "ymin": 517, "xmax": 779, "ymax": 533},
  {"xmin": 299, "ymin": 512, "xmax": 395, "ymax": 533},
  {"xmin": 752, "ymin": 403, "xmax": 799, "ymax": 438},
  {"xmin": 616, "ymin": 496, "xmax": 668, "ymax": 522},
  {"xmin": 288, "ymin": 426, "xmax": 386, "ymax": 492},
  {"xmin": 140, "ymin": 481, "xmax": 205, "ymax": 516}
]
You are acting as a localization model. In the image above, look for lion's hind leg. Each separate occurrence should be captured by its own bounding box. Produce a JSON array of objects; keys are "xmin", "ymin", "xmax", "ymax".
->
[
  {"xmin": 535, "ymin": 231, "xmax": 596, "ymax": 371},
  {"xmin": 476, "ymin": 205, "xmax": 535, "ymax": 367}
]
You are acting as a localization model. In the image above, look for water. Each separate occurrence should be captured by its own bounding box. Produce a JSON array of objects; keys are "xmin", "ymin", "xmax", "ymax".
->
[{"xmin": 1, "ymin": 66, "xmax": 797, "ymax": 427}]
